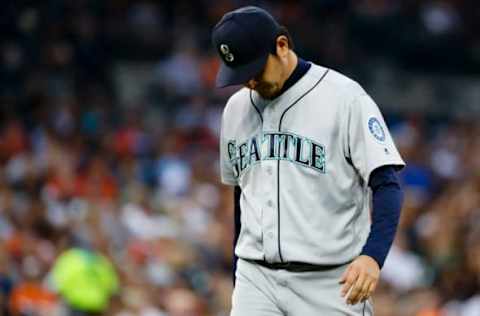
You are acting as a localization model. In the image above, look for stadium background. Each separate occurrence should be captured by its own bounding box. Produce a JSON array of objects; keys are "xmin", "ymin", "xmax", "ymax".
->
[{"xmin": 0, "ymin": 0, "xmax": 479, "ymax": 315}]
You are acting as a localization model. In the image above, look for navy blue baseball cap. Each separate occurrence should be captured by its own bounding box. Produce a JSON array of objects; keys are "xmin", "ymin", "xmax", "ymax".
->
[{"xmin": 212, "ymin": 6, "xmax": 281, "ymax": 88}]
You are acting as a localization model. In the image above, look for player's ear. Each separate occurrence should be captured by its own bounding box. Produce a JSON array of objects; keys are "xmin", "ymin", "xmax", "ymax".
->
[{"xmin": 275, "ymin": 35, "xmax": 289, "ymax": 58}]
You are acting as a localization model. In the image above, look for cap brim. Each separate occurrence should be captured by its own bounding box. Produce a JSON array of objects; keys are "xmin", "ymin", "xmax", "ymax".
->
[{"xmin": 215, "ymin": 54, "xmax": 268, "ymax": 88}]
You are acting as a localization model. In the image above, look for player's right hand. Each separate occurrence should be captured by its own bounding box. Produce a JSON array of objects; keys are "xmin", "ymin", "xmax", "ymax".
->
[{"xmin": 339, "ymin": 255, "xmax": 380, "ymax": 305}]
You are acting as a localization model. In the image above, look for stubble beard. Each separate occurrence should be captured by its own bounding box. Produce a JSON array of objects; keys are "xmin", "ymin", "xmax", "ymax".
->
[{"xmin": 255, "ymin": 82, "xmax": 281, "ymax": 100}]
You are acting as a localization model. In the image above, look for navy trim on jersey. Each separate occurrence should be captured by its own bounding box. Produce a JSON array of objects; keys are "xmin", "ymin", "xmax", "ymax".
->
[
  {"xmin": 278, "ymin": 58, "xmax": 312, "ymax": 95},
  {"xmin": 245, "ymin": 61, "xmax": 328, "ymax": 263},
  {"xmin": 248, "ymin": 58, "xmax": 310, "ymax": 119},
  {"xmin": 249, "ymin": 90, "xmax": 263, "ymax": 122},
  {"xmin": 279, "ymin": 69, "xmax": 330, "ymax": 128},
  {"xmin": 276, "ymin": 68, "xmax": 330, "ymax": 262}
]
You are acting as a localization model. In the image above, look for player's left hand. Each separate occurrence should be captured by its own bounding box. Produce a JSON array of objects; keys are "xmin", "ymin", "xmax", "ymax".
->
[{"xmin": 339, "ymin": 255, "xmax": 380, "ymax": 305}]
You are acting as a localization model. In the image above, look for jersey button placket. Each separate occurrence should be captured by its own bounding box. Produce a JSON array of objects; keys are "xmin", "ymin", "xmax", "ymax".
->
[
  {"xmin": 262, "ymin": 162, "xmax": 279, "ymax": 262},
  {"xmin": 266, "ymin": 166, "xmax": 273, "ymax": 175},
  {"xmin": 263, "ymin": 196, "xmax": 278, "ymax": 262},
  {"xmin": 261, "ymin": 115, "xmax": 280, "ymax": 262},
  {"xmin": 261, "ymin": 165, "xmax": 274, "ymax": 250}
]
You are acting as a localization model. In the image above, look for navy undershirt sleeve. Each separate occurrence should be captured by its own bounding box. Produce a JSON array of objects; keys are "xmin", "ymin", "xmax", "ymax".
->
[
  {"xmin": 233, "ymin": 186, "xmax": 241, "ymax": 285},
  {"xmin": 360, "ymin": 165, "xmax": 404, "ymax": 269}
]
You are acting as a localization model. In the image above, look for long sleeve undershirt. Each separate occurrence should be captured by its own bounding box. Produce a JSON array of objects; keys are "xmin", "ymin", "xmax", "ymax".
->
[{"xmin": 360, "ymin": 165, "xmax": 403, "ymax": 268}]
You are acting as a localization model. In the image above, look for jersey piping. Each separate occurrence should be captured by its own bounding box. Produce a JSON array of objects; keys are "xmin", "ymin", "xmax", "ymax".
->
[
  {"xmin": 249, "ymin": 89, "xmax": 264, "ymax": 122},
  {"xmin": 275, "ymin": 68, "xmax": 330, "ymax": 262}
]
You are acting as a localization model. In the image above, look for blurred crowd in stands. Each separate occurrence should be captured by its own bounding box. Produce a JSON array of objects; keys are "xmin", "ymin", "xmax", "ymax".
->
[{"xmin": 0, "ymin": 1, "xmax": 479, "ymax": 315}]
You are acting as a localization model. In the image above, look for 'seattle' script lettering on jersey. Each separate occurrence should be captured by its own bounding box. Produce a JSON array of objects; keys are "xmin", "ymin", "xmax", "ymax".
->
[
  {"xmin": 219, "ymin": 64, "xmax": 405, "ymax": 265},
  {"xmin": 227, "ymin": 131, "xmax": 326, "ymax": 177}
]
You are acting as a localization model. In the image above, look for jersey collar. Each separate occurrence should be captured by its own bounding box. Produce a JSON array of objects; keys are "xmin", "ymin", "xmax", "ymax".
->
[
  {"xmin": 251, "ymin": 58, "xmax": 314, "ymax": 113},
  {"xmin": 278, "ymin": 58, "xmax": 311, "ymax": 95}
]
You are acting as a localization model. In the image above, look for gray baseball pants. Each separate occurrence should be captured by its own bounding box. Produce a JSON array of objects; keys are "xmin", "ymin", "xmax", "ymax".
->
[{"xmin": 231, "ymin": 258, "xmax": 374, "ymax": 316}]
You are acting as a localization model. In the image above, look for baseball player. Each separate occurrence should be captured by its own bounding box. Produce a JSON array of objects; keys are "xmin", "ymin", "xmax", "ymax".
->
[{"xmin": 213, "ymin": 6, "xmax": 405, "ymax": 316}]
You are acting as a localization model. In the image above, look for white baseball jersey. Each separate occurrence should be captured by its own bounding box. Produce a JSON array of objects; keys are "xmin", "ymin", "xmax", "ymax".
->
[{"xmin": 220, "ymin": 63, "xmax": 405, "ymax": 265}]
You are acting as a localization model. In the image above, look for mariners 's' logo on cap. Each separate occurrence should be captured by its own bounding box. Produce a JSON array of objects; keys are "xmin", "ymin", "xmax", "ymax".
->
[{"xmin": 220, "ymin": 44, "xmax": 234, "ymax": 63}]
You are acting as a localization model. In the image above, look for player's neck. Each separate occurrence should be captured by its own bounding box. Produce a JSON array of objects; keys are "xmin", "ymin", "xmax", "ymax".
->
[{"xmin": 280, "ymin": 51, "xmax": 298, "ymax": 89}]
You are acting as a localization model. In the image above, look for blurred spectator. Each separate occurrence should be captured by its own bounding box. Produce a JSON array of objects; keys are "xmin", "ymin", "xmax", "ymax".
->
[
  {"xmin": 50, "ymin": 248, "xmax": 118, "ymax": 315},
  {"xmin": 9, "ymin": 281, "xmax": 61, "ymax": 316}
]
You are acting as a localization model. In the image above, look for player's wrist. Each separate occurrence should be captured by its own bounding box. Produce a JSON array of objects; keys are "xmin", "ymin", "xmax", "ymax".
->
[{"xmin": 358, "ymin": 253, "xmax": 382, "ymax": 270}]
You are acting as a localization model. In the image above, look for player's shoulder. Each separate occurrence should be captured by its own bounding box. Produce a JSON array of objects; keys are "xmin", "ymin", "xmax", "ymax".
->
[
  {"xmin": 307, "ymin": 63, "xmax": 367, "ymax": 98},
  {"xmin": 222, "ymin": 87, "xmax": 251, "ymax": 120}
]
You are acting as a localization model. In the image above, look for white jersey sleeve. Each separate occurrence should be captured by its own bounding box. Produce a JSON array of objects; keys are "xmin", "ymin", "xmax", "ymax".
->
[
  {"xmin": 219, "ymin": 113, "xmax": 238, "ymax": 186},
  {"xmin": 346, "ymin": 91, "xmax": 405, "ymax": 184}
]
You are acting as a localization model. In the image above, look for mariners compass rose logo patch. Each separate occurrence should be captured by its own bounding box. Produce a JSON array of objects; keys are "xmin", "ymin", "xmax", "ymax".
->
[{"xmin": 368, "ymin": 117, "xmax": 386, "ymax": 142}]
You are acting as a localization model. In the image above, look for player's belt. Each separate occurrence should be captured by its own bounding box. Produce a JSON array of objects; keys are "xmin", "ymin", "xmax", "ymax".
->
[{"xmin": 248, "ymin": 259, "xmax": 349, "ymax": 272}]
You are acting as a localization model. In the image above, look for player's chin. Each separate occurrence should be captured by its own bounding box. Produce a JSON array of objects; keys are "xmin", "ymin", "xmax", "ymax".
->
[{"xmin": 257, "ymin": 87, "xmax": 280, "ymax": 100}]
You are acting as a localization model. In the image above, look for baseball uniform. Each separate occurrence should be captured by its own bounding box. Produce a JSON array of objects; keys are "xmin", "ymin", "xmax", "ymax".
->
[{"xmin": 213, "ymin": 6, "xmax": 405, "ymax": 316}]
